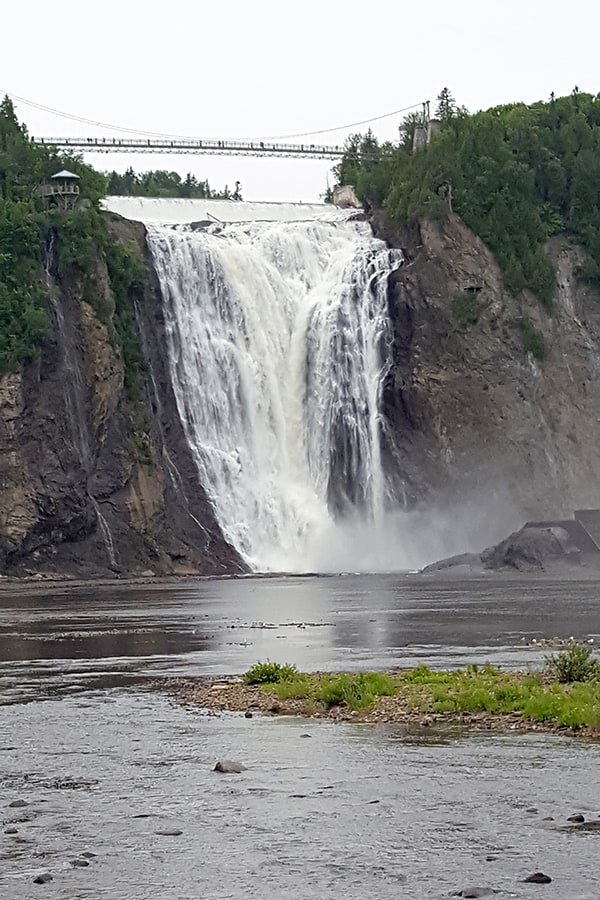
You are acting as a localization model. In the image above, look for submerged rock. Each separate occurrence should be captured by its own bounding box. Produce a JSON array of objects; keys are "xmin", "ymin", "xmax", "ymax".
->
[
  {"xmin": 523, "ymin": 872, "xmax": 552, "ymax": 884},
  {"xmin": 33, "ymin": 873, "xmax": 52, "ymax": 884},
  {"xmin": 214, "ymin": 759, "xmax": 246, "ymax": 774},
  {"xmin": 456, "ymin": 888, "xmax": 494, "ymax": 898}
]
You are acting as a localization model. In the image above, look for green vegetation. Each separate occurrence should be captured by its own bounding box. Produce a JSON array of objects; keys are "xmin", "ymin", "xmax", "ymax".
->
[
  {"xmin": 545, "ymin": 642, "xmax": 600, "ymax": 683},
  {"xmin": 243, "ymin": 660, "xmax": 300, "ymax": 685},
  {"xmin": 451, "ymin": 290, "xmax": 480, "ymax": 329},
  {"xmin": 517, "ymin": 317, "xmax": 546, "ymax": 361},
  {"xmin": 106, "ymin": 168, "xmax": 241, "ymax": 200},
  {"xmin": 336, "ymin": 88, "xmax": 600, "ymax": 310},
  {"xmin": 0, "ymin": 95, "xmax": 147, "ymax": 392},
  {"xmin": 243, "ymin": 655, "xmax": 600, "ymax": 728}
]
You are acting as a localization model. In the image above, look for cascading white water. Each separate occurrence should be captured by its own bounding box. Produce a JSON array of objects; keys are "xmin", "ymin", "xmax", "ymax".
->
[{"xmin": 147, "ymin": 216, "xmax": 401, "ymax": 571}]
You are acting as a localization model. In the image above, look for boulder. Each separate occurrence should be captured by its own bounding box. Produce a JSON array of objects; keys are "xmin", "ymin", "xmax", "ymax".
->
[{"xmin": 214, "ymin": 759, "xmax": 246, "ymax": 774}]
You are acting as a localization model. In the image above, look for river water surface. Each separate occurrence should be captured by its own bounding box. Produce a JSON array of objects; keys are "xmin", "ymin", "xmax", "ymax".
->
[{"xmin": 1, "ymin": 574, "xmax": 599, "ymax": 898}]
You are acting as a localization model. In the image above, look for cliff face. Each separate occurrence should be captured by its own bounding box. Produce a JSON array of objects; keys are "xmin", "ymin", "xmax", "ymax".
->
[
  {"xmin": 0, "ymin": 215, "xmax": 245, "ymax": 578},
  {"xmin": 374, "ymin": 210, "xmax": 600, "ymax": 531}
]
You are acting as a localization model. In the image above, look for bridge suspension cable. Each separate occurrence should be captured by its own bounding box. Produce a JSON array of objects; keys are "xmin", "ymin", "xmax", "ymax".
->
[{"xmin": 2, "ymin": 88, "xmax": 424, "ymax": 144}]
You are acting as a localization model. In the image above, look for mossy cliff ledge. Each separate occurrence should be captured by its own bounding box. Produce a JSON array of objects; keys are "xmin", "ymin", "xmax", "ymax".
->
[
  {"xmin": 374, "ymin": 209, "xmax": 600, "ymax": 521},
  {"xmin": 0, "ymin": 214, "xmax": 244, "ymax": 578}
]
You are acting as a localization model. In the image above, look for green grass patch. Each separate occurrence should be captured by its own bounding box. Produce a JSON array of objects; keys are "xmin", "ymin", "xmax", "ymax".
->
[{"xmin": 243, "ymin": 656, "xmax": 600, "ymax": 728}]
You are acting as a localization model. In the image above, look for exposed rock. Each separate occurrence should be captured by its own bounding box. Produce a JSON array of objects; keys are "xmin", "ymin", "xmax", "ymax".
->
[
  {"xmin": 214, "ymin": 759, "xmax": 247, "ymax": 774},
  {"xmin": 523, "ymin": 872, "xmax": 552, "ymax": 884},
  {"xmin": 4, "ymin": 826, "xmax": 18, "ymax": 834},
  {"xmin": 69, "ymin": 858, "xmax": 90, "ymax": 867},
  {"xmin": 8, "ymin": 799, "xmax": 28, "ymax": 808},
  {"xmin": 154, "ymin": 828, "xmax": 183, "ymax": 836},
  {"xmin": 567, "ymin": 813, "xmax": 585, "ymax": 823},
  {"xmin": 33, "ymin": 873, "xmax": 53, "ymax": 884},
  {"xmin": 0, "ymin": 215, "xmax": 246, "ymax": 578},
  {"xmin": 372, "ymin": 209, "xmax": 600, "ymax": 547},
  {"xmin": 244, "ymin": 710, "xmax": 253, "ymax": 719},
  {"xmin": 423, "ymin": 523, "xmax": 592, "ymax": 574}
]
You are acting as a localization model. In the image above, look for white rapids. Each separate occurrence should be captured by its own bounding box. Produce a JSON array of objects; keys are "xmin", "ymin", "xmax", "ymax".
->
[{"xmin": 144, "ymin": 210, "xmax": 402, "ymax": 571}]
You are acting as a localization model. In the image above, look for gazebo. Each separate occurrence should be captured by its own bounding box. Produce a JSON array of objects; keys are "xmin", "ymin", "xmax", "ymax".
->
[{"xmin": 38, "ymin": 169, "xmax": 81, "ymax": 210}]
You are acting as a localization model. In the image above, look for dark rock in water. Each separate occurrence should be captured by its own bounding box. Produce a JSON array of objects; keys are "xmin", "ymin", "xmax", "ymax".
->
[
  {"xmin": 456, "ymin": 888, "xmax": 493, "ymax": 898},
  {"xmin": 526, "ymin": 807, "xmax": 539, "ymax": 814},
  {"xmin": 80, "ymin": 851, "xmax": 97, "ymax": 858},
  {"xmin": 70, "ymin": 858, "xmax": 90, "ymax": 867},
  {"xmin": 214, "ymin": 759, "xmax": 246, "ymax": 774},
  {"xmin": 423, "ymin": 523, "xmax": 588, "ymax": 574},
  {"xmin": 244, "ymin": 710, "xmax": 253, "ymax": 719},
  {"xmin": 568, "ymin": 820, "xmax": 600, "ymax": 831},
  {"xmin": 9, "ymin": 799, "xmax": 29, "ymax": 808},
  {"xmin": 523, "ymin": 872, "xmax": 552, "ymax": 884},
  {"xmin": 33, "ymin": 873, "xmax": 52, "ymax": 884},
  {"xmin": 542, "ymin": 816, "xmax": 554, "ymax": 821},
  {"xmin": 567, "ymin": 813, "xmax": 585, "ymax": 823},
  {"xmin": 4, "ymin": 827, "xmax": 18, "ymax": 834},
  {"xmin": 485, "ymin": 856, "xmax": 498, "ymax": 862},
  {"xmin": 155, "ymin": 828, "xmax": 183, "ymax": 836}
]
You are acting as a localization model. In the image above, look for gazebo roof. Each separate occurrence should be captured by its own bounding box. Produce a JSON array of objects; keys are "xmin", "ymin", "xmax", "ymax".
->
[{"xmin": 51, "ymin": 169, "xmax": 80, "ymax": 180}]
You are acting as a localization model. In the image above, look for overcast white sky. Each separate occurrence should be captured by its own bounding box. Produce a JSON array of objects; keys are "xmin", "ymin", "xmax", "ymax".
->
[{"xmin": 3, "ymin": 0, "xmax": 599, "ymax": 201}]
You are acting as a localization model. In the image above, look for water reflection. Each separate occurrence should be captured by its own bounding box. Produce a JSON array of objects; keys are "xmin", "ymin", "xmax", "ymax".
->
[{"xmin": 0, "ymin": 574, "xmax": 599, "ymax": 704}]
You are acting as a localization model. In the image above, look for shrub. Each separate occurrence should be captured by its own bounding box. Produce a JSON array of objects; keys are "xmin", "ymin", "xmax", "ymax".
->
[
  {"xmin": 317, "ymin": 672, "xmax": 396, "ymax": 711},
  {"xmin": 545, "ymin": 643, "xmax": 600, "ymax": 683},
  {"xmin": 243, "ymin": 661, "xmax": 299, "ymax": 685},
  {"xmin": 451, "ymin": 291, "xmax": 479, "ymax": 329},
  {"xmin": 518, "ymin": 317, "xmax": 546, "ymax": 361}
]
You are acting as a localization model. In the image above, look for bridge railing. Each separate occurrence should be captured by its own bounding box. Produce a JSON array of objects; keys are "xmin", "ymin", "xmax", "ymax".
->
[{"xmin": 32, "ymin": 136, "xmax": 349, "ymax": 158}]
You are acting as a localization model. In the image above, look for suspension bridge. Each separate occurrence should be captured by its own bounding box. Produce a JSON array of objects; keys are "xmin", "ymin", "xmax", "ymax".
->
[{"xmin": 32, "ymin": 136, "xmax": 350, "ymax": 160}]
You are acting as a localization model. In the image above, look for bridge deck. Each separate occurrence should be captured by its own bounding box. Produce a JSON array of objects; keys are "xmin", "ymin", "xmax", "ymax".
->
[{"xmin": 33, "ymin": 136, "xmax": 348, "ymax": 160}]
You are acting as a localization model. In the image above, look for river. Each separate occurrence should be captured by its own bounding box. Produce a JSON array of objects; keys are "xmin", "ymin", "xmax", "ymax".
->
[{"xmin": 1, "ymin": 574, "xmax": 599, "ymax": 898}]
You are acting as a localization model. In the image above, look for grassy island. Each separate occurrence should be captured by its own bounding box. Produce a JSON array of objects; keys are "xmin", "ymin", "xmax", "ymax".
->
[{"xmin": 173, "ymin": 645, "xmax": 600, "ymax": 737}]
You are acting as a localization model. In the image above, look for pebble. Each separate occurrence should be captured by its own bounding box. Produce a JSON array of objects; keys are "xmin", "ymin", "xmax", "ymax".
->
[
  {"xmin": 214, "ymin": 759, "xmax": 247, "ymax": 774},
  {"xmin": 33, "ymin": 873, "xmax": 52, "ymax": 884},
  {"xmin": 523, "ymin": 872, "xmax": 552, "ymax": 884}
]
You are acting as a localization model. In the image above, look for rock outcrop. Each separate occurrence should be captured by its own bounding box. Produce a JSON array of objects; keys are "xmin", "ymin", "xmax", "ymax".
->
[
  {"xmin": 374, "ymin": 211, "xmax": 600, "ymax": 543},
  {"xmin": 0, "ymin": 214, "xmax": 245, "ymax": 578}
]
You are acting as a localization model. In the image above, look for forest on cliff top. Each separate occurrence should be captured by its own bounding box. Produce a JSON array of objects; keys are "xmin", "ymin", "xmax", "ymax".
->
[{"xmin": 337, "ymin": 89, "xmax": 600, "ymax": 307}]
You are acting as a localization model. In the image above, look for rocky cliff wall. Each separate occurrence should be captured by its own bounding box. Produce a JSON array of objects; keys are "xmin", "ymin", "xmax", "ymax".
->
[
  {"xmin": 374, "ymin": 210, "xmax": 600, "ymax": 534},
  {"xmin": 0, "ymin": 215, "xmax": 245, "ymax": 578}
]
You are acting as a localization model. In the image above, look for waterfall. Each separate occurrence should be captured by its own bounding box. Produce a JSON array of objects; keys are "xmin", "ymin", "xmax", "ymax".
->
[{"xmin": 147, "ymin": 217, "xmax": 401, "ymax": 572}]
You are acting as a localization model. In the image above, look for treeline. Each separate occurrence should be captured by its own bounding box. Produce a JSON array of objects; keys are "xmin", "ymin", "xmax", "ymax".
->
[
  {"xmin": 0, "ymin": 96, "xmax": 144, "ymax": 380},
  {"xmin": 336, "ymin": 89, "xmax": 600, "ymax": 305},
  {"xmin": 106, "ymin": 168, "xmax": 242, "ymax": 200}
]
